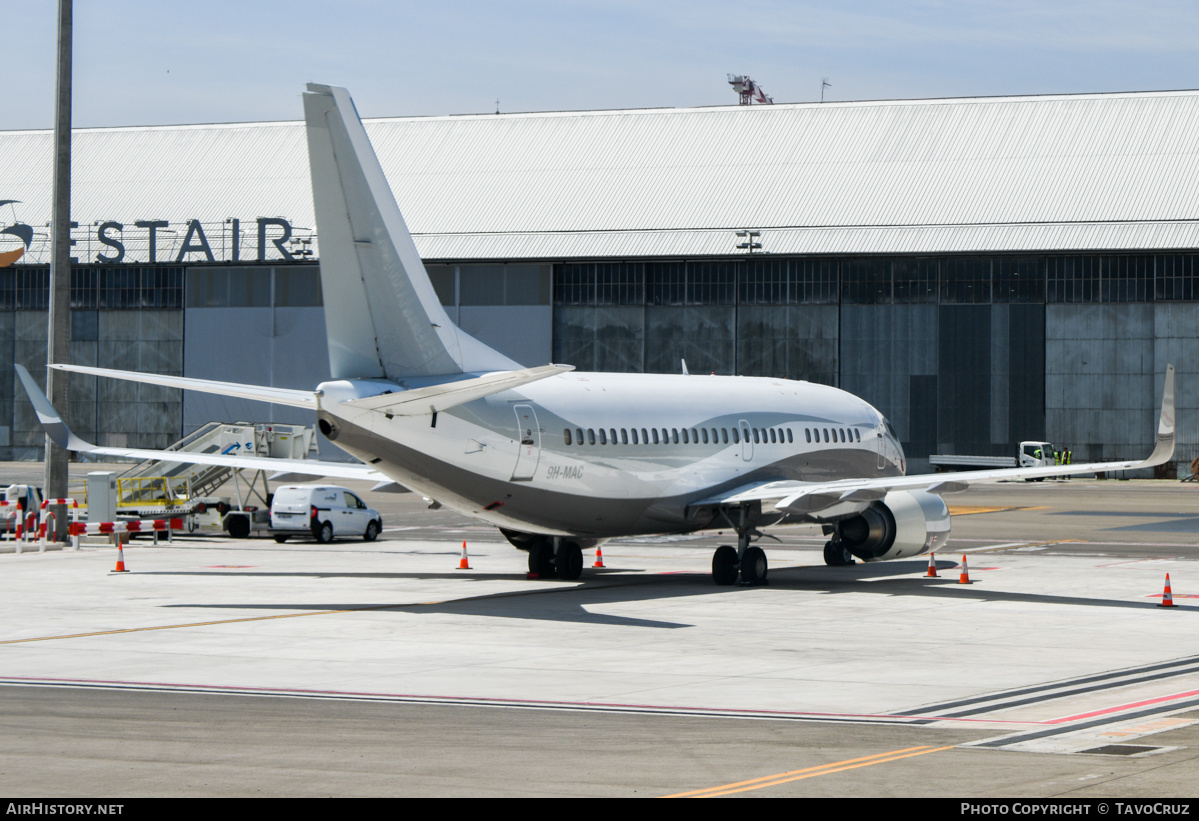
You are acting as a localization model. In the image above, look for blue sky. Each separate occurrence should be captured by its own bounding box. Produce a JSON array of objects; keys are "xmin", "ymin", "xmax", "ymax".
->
[{"xmin": 7, "ymin": 1, "xmax": 1199, "ymax": 129}]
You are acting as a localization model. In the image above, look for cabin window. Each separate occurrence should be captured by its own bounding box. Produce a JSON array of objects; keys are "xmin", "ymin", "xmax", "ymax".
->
[
  {"xmin": 681, "ymin": 428, "xmax": 689, "ymax": 444},
  {"xmin": 630, "ymin": 428, "xmax": 638, "ymax": 445},
  {"xmin": 652, "ymin": 428, "xmax": 660, "ymax": 444},
  {"xmin": 588, "ymin": 429, "xmax": 596, "ymax": 445},
  {"xmin": 599, "ymin": 429, "xmax": 607, "ymax": 445},
  {"xmin": 661, "ymin": 428, "xmax": 669, "ymax": 443},
  {"xmin": 768, "ymin": 429, "xmax": 776, "ymax": 444},
  {"xmin": 641, "ymin": 428, "xmax": 649, "ymax": 444},
  {"xmin": 855, "ymin": 429, "xmax": 861, "ymax": 442},
  {"xmin": 751, "ymin": 428, "xmax": 759, "ymax": 444},
  {"xmin": 564, "ymin": 428, "xmax": 572, "ymax": 446},
  {"xmin": 841, "ymin": 429, "xmax": 847, "ymax": 442},
  {"xmin": 732, "ymin": 428, "xmax": 739, "ymax": 444},
  {"xmin": 620, "ymin": 428, "xmax": 628, "ymax": 445},
  {"xmin": 671, "ymin": 429, "xmax": 679, "ymax": 444},
  {"xmin": 609, "ymin": 428, "xmax": 617, "ymax": 444},
  {"xmin": 701, "ymin": 428, "xmax": 709, "ymax": 444},
  {"xmin": 576, "ymin": 428, "xmax": 584, "ymax": 446},
  {"xmin": 721, "ymin": 428, "xmax": 729, "ymax": 444},
  {"xmin": 823, "ymin": 428, "xmax": 829, "ymax": 443},
  {"xmin": 786, "ymin": 429, "xmax": 793, "ymax": 444},
  {"xmin": 805, "ymin": 428, "xmax": 812, "ymax": 443}
]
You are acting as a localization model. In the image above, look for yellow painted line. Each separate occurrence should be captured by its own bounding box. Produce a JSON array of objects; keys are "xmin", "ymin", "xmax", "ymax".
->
[
  {"xmin": 962, "ymin": 539, "xmax": 1083, "ymax": 554},
  {"xmin": 947, "ymin": 506, "xmax": 1049, "ymax": 516},
  {"xmin": 663, "ymin": 745, "xmax": 954, "ymax": 797},
  {"xmin": 0, "ymin": 603, "xmax": 411, "ymax": 645},
  {"xmin": 0, "ymin": 585, "xmax": 567, "ymax": 646}
]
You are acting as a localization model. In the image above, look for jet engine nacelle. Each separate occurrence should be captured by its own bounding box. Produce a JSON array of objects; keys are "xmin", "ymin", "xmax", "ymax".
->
[{"xmin": 836, "ymin": 490, "xmax": 950, "ymax": 562}]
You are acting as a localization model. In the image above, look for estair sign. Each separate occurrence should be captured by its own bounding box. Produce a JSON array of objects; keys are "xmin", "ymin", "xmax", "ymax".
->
[{"xmin": 0, "ymin": 207, "xmax": 314, "ymax": 267}]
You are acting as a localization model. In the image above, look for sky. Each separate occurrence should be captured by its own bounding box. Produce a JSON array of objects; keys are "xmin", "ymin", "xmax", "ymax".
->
[{"xmin": 6, "ymin": 0, "xmax": 1199, "ymax": 130}]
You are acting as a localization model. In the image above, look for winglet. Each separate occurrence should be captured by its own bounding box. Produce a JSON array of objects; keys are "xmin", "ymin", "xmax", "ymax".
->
[
  {"xmin": 15, "ymin": 364, "xmax": 96, "ymax": 453},
  {"xmin": 1144, "ymin": 363, "xmax": 1176, "ymax": 468}
]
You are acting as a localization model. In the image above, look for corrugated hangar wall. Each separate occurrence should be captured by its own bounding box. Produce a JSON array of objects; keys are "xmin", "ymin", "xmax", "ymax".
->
[
  {"xmin": 1046, "ymin": 303, "xmax": 1195, "ymax": 464},
  {"xmin": 0, "ymin": 271, "xmax": 1192, "ymax": 475},
  {"xmin": 793, "ymin": 303, "xmax": 1044, "ymax": 465},
  {"xmin": 3, "ymin": 309, "xmax": 183, "ymax": 454}
]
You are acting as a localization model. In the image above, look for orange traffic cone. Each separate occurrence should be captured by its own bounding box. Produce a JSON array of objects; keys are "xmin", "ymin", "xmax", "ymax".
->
[
  {"xmin": 1159, "ymin": 573, "xmax": 1176, "ymax": 608},
  {"xmin": 113, "ymin": 541, "xmax": 128, "ymax": 573},
  {"xmin": 593, "ymin": 546, "xmax": 605, "ymax": 568},
  {"xmin": 926, "ymin": 552, "xmax": 938, "ymax": 578},
  {"xmin": 457, "ymin": 541, "xmax": 471, "ymax": 570},
  {"xmin": 958, "ymin": 554, "xmax": 972, "ymax": 584}
]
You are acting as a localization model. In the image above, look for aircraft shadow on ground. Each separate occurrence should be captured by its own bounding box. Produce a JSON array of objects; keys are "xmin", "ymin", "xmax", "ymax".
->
[{"xmin": 154, "ymin": 557, "xmax": 1179, "ymax": 628}]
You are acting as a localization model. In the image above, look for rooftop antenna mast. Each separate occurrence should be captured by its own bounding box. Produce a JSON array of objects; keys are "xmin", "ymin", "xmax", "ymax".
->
[
  {"xmin": 727, "ymin": 74, "xmax": 773, "ymax": 105},
  {"xmin": 821, "ymin": 77, "xmax": 832, "ymax": 102}
]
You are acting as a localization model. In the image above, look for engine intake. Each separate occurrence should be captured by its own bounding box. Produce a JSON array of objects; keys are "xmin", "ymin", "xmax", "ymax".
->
[{"xmin": 837, "ymin": 490, "xmax": 950, "ymax": 562}]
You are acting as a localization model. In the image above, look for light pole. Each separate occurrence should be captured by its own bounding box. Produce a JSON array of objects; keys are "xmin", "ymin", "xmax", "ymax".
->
[{"xmin": 46, "ymin": 0, "xmax": 73, "ymax": 538}]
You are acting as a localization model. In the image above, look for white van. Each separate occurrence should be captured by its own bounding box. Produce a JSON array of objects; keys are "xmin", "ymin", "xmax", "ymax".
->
[{"xmin": 270, "ymin": 484, "xmax": 382, "ymax": 543}]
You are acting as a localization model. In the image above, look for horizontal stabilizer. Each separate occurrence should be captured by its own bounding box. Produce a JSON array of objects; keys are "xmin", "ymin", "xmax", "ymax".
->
[
  {"xmin": 344, "ymin": 364, "xmax": 574, "ymax": 416},
  {"xmin": 50, "ymin": 364, "xmax": 318, "ymax": 410}
]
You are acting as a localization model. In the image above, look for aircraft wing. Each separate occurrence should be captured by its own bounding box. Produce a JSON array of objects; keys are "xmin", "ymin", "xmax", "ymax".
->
[
  {"xmin": 691, "ymin": 364, "xmax": 1175, "ymax": 518},
  {"xmin": 49, "ymin": 363, "xmax": 318, "ymax": 409},
  {"xmin": 16, "ymin": 365, "xmax": 387, "ymax": 483}
]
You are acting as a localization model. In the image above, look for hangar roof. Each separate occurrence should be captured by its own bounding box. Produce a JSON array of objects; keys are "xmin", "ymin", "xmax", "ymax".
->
[{"xmin": 4, "ymin": 89, "xmax": 1199, "ymax": 261}]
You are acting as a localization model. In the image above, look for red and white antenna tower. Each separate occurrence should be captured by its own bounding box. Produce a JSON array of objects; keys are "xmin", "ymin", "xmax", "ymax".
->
[{"xmin": 727, "ymin": 74, "xmax": 773, "ymax": 105}]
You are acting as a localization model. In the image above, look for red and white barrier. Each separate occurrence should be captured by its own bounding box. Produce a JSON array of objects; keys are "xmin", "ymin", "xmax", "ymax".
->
[
  {"xmin": 1, "ymin": 503, "xmax": 24, "ymax": 540},
  {"xmin": 69, "ymin": 518, "xmax": 183, "ymax": 536}
]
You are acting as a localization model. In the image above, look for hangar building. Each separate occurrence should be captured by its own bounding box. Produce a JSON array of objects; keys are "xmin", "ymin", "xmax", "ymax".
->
[{"xmin": 1, "ymin": 90, "xmax": 1196, "ymax": 473}]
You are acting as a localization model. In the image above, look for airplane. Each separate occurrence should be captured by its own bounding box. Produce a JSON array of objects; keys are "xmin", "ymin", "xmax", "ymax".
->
[{"xmin": 17, "ymin": 84, "xmax": 1177, "ymax": 586}]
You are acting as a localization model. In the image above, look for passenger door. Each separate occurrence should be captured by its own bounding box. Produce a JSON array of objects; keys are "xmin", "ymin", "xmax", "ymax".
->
[{"xmin": 512, "ymin": 404, "xmax": 541, "ymax": 481}]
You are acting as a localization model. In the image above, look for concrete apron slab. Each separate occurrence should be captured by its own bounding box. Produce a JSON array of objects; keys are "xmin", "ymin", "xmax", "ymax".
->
[{"xmin": 1, "ymin": 536, "xmax": 1196, "ymax": 751}]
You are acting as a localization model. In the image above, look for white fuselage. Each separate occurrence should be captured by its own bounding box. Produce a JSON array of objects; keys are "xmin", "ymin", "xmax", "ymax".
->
[{"xmin": 319, "ymin": 371, "xmax": 907, "ymax": 538}]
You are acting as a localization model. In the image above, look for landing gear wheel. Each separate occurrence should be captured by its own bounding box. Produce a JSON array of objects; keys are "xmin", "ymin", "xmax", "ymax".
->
[
  {"xmin": 314, "ymin": 520, "xmax": 333, "ymax": 544},
  {"xmin": 226, "ymin": 515, "xmax": 250, "ymax": 540},
  {"xmin": 554, "ymin": 541, "xmax": 584, "ymax": 581},
  {"xmin": 528, "ymin": 540, "xmax": 556, "ymax": 578},
  {"xmin": 712, "ymin": 545, "xmax": 738, "ymax": 586},
  {"xmin": 740, "ymin": 546, "xmax": 768, "ymax": 586},
  {"xmin": 823, "ymin": 541, "xmax": 855, "ymax": 566},
  {"xmin": 363, "ymin": 520, "xmax": 379, "ymax": 542}
]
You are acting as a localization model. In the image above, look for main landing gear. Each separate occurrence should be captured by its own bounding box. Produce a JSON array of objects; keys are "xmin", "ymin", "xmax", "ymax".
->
[
  {"xmin": 821, "ymin": 523, "xmax": 857, "ymax": 566},
  {"xmin": 711, "ymin": 505, "xmax": 770, "ymax": 587},
  {"xmin": 527, "ymin": 537, "xmax": 584, "ymax": 581},
  {"xmin": 823, "ymin": 539, "xmax": 856, "ymax": 567}
]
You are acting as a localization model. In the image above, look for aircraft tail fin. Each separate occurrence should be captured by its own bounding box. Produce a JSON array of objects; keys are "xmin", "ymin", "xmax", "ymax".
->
[{"xmin": 303, "ymin": 84, "xmax": 520, "ymax": 380}]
